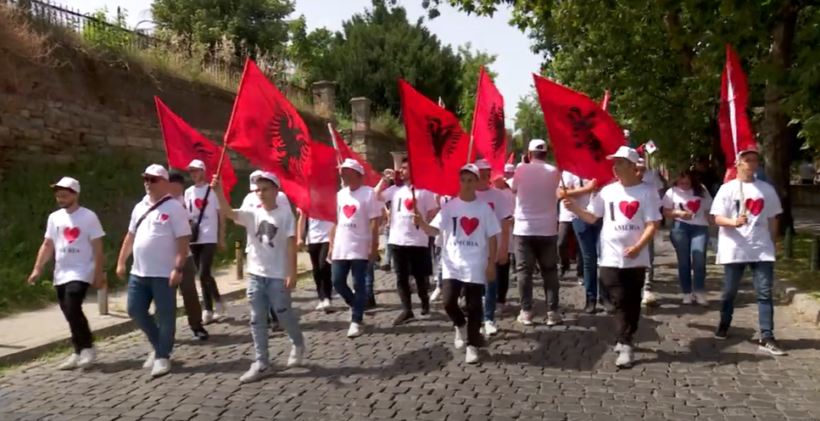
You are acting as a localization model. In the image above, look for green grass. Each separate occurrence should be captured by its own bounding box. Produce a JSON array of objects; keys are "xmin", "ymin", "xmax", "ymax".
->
[
  {"xmin": 0, "ymin": 151, "xmax": 252, "ymax": 317},
  {"xmin": 776, "ymin": 233, "xmax": 820, "ymax": 301}
]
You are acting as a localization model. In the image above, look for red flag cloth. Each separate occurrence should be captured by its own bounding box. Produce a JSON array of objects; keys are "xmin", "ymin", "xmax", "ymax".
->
[
  {"xmin": 600, "ymin": 90, "xmax": 611, "ymax": 110},
  {"xmin": 532, "ymin": 74, "xmax": 626, "ymax": 184},
  {"xmin": 472, "ymin": 66, "xmax": 507, "ymax": 176},
  {"xmin": 399, "ymin": 79, "xmax": 474, "ymax": 196},
  {"xmin": 506, "ymin": 152, "xmax": 514, "ymax": 165},
  {"xmin": 224, "ymin": 59, "xmax": 334, "ymax": 220},
  {"xmin": 331, "ymin": 128, "xmax": 381, "ymax": 187},
  {"xmin": 304, "ymin": 142, "xmax": 339, "ymax": 222},
  {"xmin": 155, "ymin": 96, "xmax": 237, "ymax": 196},
  {"xmin": 719, "ymin": 44, "xmax": 756, "ymax": 170}
]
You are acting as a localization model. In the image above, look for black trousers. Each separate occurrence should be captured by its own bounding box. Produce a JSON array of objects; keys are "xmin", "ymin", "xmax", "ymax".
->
[
  {"xmin": 56, "ymin": 281, "xmax": 93, "ymax": 353},
  {"xmin": 390, "ymin": 245, "xmax": 430, "ymax": 312},
  {"xmin": 558, "ymin": 221, "xmax": 583, "ymax": 277},
  {"xmin": 496, "ymin": 257, "xmax": 511, "ymax": 304},
  {"xmin": 179, "ymin": 256, "xmax": 204, "ymax": 329},
  {"xmin": 442, "ymin": 279, "xmax": 484, "ymax": 347},
  {"xmin": 600, "ymin": 267, "xmax": 646, "ymax": 345},
  {"xmin": 191, "ymin": 243, "xmax": 220, "ymax": 311},
  {"xmin": 308, "ymin": 242, "xmax": 333, "ymax": 301}
]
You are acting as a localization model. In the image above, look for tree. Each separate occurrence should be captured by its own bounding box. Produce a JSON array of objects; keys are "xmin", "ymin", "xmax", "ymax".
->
[
  {"xmin": 513, "ymin": 88, "xmax": 547, "ymax": 145},
  {"xmin": 150, "ymin": 0, "xmax": 295, "ymax": 58},
  {"xmin": 456, "ymin": 43, "xmax": 498, "ymax": 130},
  {"xmin": 292, "ymin": 0, "xmax": 463, "ymax": 116}
]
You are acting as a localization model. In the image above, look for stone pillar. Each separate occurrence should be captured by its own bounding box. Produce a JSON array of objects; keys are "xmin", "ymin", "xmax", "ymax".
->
[
  {"xmin": 311, "ymin": 81, "xmax": 336, "ymax": 119},
  {"xmin": 350, "ymin": 97, "xmax": 374, "ymax": 161}
]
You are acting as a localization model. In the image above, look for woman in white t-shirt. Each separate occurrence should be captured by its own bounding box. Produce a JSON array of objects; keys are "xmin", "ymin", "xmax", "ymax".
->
[
  {"xmin": 662, "ymin": 170, "xmax": 713, "ymax": 306},
  {"xmin": 493, "ymin": 174, "xmax": 516, "ymax": 311},
  {"xmin": 561, "ymin": 147, "xmax": 662, "ymax": 369},
  {"xmin": 297, "ymin": 208, "xmax": 334, "ymax": 312}
]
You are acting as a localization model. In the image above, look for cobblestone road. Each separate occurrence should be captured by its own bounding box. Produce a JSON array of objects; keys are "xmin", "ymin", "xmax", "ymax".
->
[{"xmin": 2, "ymin": 236, "xmax": 820, "ymax": 421}]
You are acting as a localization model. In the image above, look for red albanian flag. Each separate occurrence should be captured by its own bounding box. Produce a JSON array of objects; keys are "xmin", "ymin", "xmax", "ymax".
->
[
  {"xmin": 719, "ymin": 44, "xmax": 756, "ymax": 171},
  {"xmin": 472, "ymin": 66, "xmax": 506, "ymax": 176},
  {"xmin": 330, "ymin": 126, "xmax": 381, "ymax": 187}
]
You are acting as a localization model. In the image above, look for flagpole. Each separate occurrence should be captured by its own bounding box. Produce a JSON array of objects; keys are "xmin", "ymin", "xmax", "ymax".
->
[
  {"xmin": 327, "ymin": 122, "xmax": 343, "ymax": 166},
  {"xmin": 154, "ymin": 96, "xmax": 172, "ymax": 171},
  {"xmin": 726, "ymin": 47, "xmax": 746, "ymax": 216},
  {"xmin": 217, "ymin": 58, "xmax": 252, "ymax": 180}
]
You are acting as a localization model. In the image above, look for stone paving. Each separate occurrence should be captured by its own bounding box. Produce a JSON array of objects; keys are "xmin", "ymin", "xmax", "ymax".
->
[{"xmin": 2, "ymin": 235, "xmax": 820, "ymax": 421}]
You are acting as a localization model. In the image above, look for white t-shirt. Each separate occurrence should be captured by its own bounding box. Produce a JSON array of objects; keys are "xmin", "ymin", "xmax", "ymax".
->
[
  {"xmin": 662, "ymin": 186, "xmax": 712, "ymax": 226},
  {"xmin": 431, "ymin": 197, "xmax": 502, "ymax": 284},
  {"xmin": 174, "ymin": 196, "xmax": 194, "ymax": 258},
  {"xmin": 512, "ymin": 160, "xmax": 560, "ymax": 236},
  {"xmin": 499, "ymin": 188, "xmax": 516, "ymax": 248},
  {"xmin": 184, "ymin": 185, "xmax": 220, "ymax": 245},
  {"xmin": 240, "ymin": 192, "xmax": 291, "ymax": 252},
  {"xmin": 129, "ymin": 196, "xmax": 192, "ymax": 278},
  {"xmin": 559, "ymin": 171, "xmax": 580, "ymax": 222},
  {"xmin": 434, "ymin": 195, "xmax": 454, "ymax": 247},
  {"xmin": 475, "ymin": 187, "xmax": 513, "ymax": 224},
  {"xmin": 710, "ymin": 179, "xmax": 782, "ymax": 264},
  {"xmin": 44, "ymin": 207, "xmax": 105, "ymax": 285},
  {"xmin": 307, "ymin": 218, "xmax": 332, "ymax": 244},
  {"xmin": 237, "ymin": 206, "xmax": 295, "ymax": 279},
  {"xmin": 333, "ymin": 186, "xmax": 382, "ymax": 260},
  {"xmin": 588, "ymin": 183, "xmax": 662, "ymax": 269},
  {"xmin": 382, "ymin": 185, "xmax": 439, "ymax": 247}
]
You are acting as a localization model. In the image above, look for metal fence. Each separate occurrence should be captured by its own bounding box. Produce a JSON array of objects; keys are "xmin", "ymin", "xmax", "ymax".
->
[{"xmin": 1, "ymin": 0, "xmax": 311, "ymax": 103}]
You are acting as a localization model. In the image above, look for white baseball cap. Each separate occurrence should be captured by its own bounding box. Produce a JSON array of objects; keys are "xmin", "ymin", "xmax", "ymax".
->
[
  {"xmin": 528, "ymin": 139, "xmax": 547, "ymax": 151},
  {"xmin": 143, "ymin": 164, "xmax": 169, "ymax": 180},
  {"xmin": 474, "ymin": 159, "xmax": 491, "ymax": 170},
  {"xmin": 51, "ymin": 176, "xmax": 80, "ymax": 193},
  {"xmin": 251, "ymin": 171, "xmax": 280, "ymax": 188},
  {"xmin": 736, "ymin": 146, "xmax": 760, "ymax": 162},
  {"xmin": 187, "ymin": 159, "xmax": 206, "ymax": 171},
  {"xmin": 606, "ymin": 146, "xmax": 641, "ymax": 164},
  {"xmin": 460, "ymin": 163, "xmax": 480, "ymax": 177},
  {"xmin": 339, "ymin": 158, "xmax": 365, "ymax": 175},
  {"xmin": 637, "ymin": 158, "xmax": 646, "ymax": 167},
  {"xmin": 249, "ymin": 170, "xmax": 263, "ymax": 190},
  {"xmin": 504, "ymin": 164, "xmax": 515, "ymax": 173}
]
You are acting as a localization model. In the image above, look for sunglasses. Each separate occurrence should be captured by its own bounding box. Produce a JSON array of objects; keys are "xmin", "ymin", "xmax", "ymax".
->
[{"xmin": 143, "ymin": 176, "xmax": 161, "ymax": 184}]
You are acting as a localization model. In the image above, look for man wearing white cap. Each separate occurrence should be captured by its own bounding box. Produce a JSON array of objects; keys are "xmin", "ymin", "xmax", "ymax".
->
[
  {"xmin": 212, "ymin": 171, "xmax": 306, "ymax": 383},
  {"xmin": 330, "ymin": 158, "xmax": 382, "ymax": 338},
  {"xmin": 636, "ymin": 157, "xmax": 664, "ymax": 306},
  {"xmin": 511, "ymin": 139, "xmax": 562, "ymax": 326},
  {"xmin": 185, "ymin": 159, "xmax": 226, "ymax": 323},
  {"xmin": 710, "ymin": 148, "xmax": 785, "ymax": 355},
  {"xmin": 28, "ymin": 177, "xmax": 105, "ymax": 370},
  {"xmin": 116, "ymin": 164, "xmax": 191, "ymax": 377},
  {"xmin": 561, "ymin": 146, "xmax": 662, "ymax": 368},
  {"xmin": 414, "ymin": 163, "xmax": 500, "ymax": 364},
  {"xmin": 557, "ymin": 169, "xmax": 584, "ymax": 286}
]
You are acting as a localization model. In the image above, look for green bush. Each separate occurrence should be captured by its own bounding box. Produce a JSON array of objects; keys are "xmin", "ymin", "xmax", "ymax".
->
[{"xmin": 0, "ymin": 151, "xmax": 251, "ymax": 316}]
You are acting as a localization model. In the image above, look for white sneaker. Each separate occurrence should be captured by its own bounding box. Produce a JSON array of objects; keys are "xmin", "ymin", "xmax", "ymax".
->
[
  {"xmin": 315, "ymin": 301, "xmax": 325, "ymax": 311},
  {"xmin": 287, "ymin": 345, "xmax": 305, "ymax": 367},
  {"xmin": 430, "ymin": 287, "xmax": 442, "ymax": 302},
  {"xmin": 682, "ymin": 293, "xmax": 693, "ymax": 305},
  {"xmin": 613, "ymin": 343, "xmax": 624, "ymax": 353},
  {"xmin": 454, "ymin": 326, "xmax": 467, "ymax": 349},
  {"xmin": 483, "ymin": 321, "xmax": 498, "ymax": 336},
  {"xmin": 151, "ymin": 358, "xmax": 171, "ymax": 377},
  {"xmin": 77, "ymin": 347, "xmax": 96, "ymax": 368},
  {"xmin": 59, "ymin": 354, "xmax": 80, "ymax": 370},
  {"xmin": 239, "ymin": 361, "xmax": 269, "ymax": 383},
  {"xmin": 615, "ymin": 344, "xmax": 634, "ymax": 368},
  {"xmin": 215, "ymin": 301, "xmax": 227, "ymax": 319},
  {"xmin": 546, "ymin": 311, "xmax": 563, "ymax": 326},
  {"xmin": 347, "ymin": 322, "xmax": 363, "ymax": 338},
  {"xmin": 642, "ymin": 290, "xmax": 658, "ymax": 306},
  {"xmin": 142, "ymin": 353, "xmax": 155, "ymax": 369},
  {"xmin": 577, "ymin": 278, "xmax": 584, "ymax": 286},
  {"xmin": 465, "ymin": 346, "xmax": 479, "ymax": 364},
  {"xmin": 202, "ymin": 310, "xmax": 214, "ymax": 325},
  {"xmin": 693, "ymin": 292, "xmax": 708, "ymax": 306},
  {"xmin": 321, "ymin": 299, "xmax": 331, "ymax": 312},
  {"xmin": 517, "ymin": 310, "xmax": 534, "ymax": 326}
]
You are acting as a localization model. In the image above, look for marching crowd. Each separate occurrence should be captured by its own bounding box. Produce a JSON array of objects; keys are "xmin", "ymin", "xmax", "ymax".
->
[{"xmin": 27, "ymin": 139, "xmax": 785, "ymax": 383}]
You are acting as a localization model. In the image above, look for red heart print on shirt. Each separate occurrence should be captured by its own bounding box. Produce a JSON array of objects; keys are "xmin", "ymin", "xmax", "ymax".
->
[
  {"xmin": 403, "ymin": 198, "xmax": 414, "ymax": 211},
  {"xmin": 685, "ymin": 199, "xmax": 701, "ymax": 214},
  {"xmin": 160, "ymin": 214, "xmax": 169, "ymax": 222},
  {"xmin": 488, "ymin": 203, "xmax": 495, "ymax": 210},
  {"xmin": 342, "ymin": 205, "xmax": 358, "ymax": 219},
  {"xmin": 745, "ymin": 198, "xmax": 765, "ymax": 216},
  {"xmin": 618, "ymin": 201, "xmax": 640, "ymax": 220},
  {"xmin": 63, "ymin": 227, "xmax": 80, "ymax": 243},
  {"xmin": 256, "ymin": 203, "xmax": 262, "ymax": 208},
  {"xmin": 194, "ymin": 198, "xmax": 205, "ymax": 210},
  {"xmin": 460, "ymin": 217, "xmax": 480, "ymax": 236}
]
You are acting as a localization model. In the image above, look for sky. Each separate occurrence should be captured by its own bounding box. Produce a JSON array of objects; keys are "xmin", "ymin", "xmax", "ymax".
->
[{"xmin": 71, "ymin": 0, "xmax": 544, "ymax": 128}]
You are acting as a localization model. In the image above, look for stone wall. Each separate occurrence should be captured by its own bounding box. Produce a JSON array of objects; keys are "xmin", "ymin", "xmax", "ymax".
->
[{"xmin": 0, "ymin": 45, "xmax": 404, "ymax": 177}]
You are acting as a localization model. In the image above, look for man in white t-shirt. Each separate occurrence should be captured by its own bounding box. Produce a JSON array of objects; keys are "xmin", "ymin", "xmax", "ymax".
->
[
  {"xmin": 636, "ymin": 158, "xmax": 663, "ymax": 306},
  {"xmin": 185, "ymin": 159, "xmax": 226, "ymax": 324},
  {"xmin": 296, "ymin": 208, "xmax": 334, "ymax": 311},
  {"xmin": 116, "ymin": 164, "xmax": 191, "ymax": 378},
  {"xmin": 212, "ymin": 172, "xmax": 306, "ymax": 383},
  {"xmin": 710, "ymin": 149, "xmax": 785, "ymax": 356},
  {"xmin": 511, "ymin": 139, "xmax": 562, "ymax": 326},
  {"xmin": 329, "ymin": 159, "xmax": 382, "ymax": 338},
  {"xmin": 558, "ymin": 170, "xmax": 583, "ymax": 285},
  {"xmin": 28, "ymin": 177, "xmax": 105, "ymax": 370},
  {"xmin": 375, "ymin": 158, "xmax": 439, "ymax": 326},
  {"xmin": 561, "ymin": 146, "xmax": 662, "ymax": 368},
  {"xmin": 415, "ymin": 163, "xmax": 501, "ymax": 364}
]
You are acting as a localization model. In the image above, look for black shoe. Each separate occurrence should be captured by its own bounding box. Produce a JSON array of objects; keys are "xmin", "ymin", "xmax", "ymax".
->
[
  {"xmin": 714, "ymin": 323, "xmax": 729, "ymax": 340},
  {"xmin": 392, "ymin": 311, "xmax": 415, "ymax": 326},
  {"xmin": 366, "ymin": 297, "xmax": 377, "ymax": 310},
  {"xmin": 380, "ymin": 264, "xmax": 391, "ymax": 272},
  {"xmin": 759, "ymin": 338, "xmax": 787, "ymax": 356},
  {"xmin": 598, "ymin": 299, "xmax": 614, "ymax": 314},
  {"xmin": 192, "ymin": 327, "xmax": 209, "ymax": 340},
  {"xmin": 583, "ymin": 301, "xmax": 596, "ymax": 314},
  {"xmin": 421, "ymin": 302, "xmax": 430, "ymax": 316},
  {"xmin": 270, "ymin": 320, "xmax": 280, "ymax": 332}
]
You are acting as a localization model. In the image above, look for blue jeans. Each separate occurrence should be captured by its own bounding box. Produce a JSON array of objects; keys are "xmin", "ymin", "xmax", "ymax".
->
[
  {"xmin": 435, "ymin": 246, "xmax": 443, "ymax": 288},
  {"xmin": 669, "ymin": 221, "xmax": 708, "ymax": 294},
  {"xmin": 366, "ymin": 256, "xmax": 379, "ymax": 301},
  {"xmin": 644, "ymin": 239, "xmax": 655, "ymax": 291},
  {"xmin": 247, "ymin": 275, "xmax": 304, "ymax": 365},
  {"xmin": 384, "ymin": 228, "xmax": 392, "ymax": 266},
  {"xmin": 332, "ymin": 260, "xmax": 369, "ymax": 323},
  {"xmin": 720, "ymin": 262, "xmax": 775, "ymax": 340},
  {"xmin": 127, "ymin": 275, "xmax": 177, "ymax": 359},
  {"xmin": 484, "ymin": 279, "xmax": 498, "ymax": 322},
  {"xmin": 572, "ymin": 219, "xmax": 607, "ymax": 302}
]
